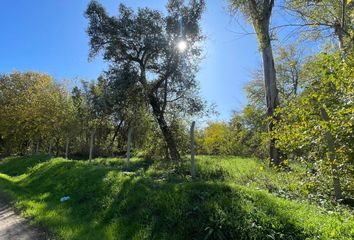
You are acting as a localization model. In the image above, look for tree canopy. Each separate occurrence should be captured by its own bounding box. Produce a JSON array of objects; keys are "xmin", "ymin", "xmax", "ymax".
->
[{"xmin": 85, "ymin": 0, "xmax": 206, "ymax": 161}]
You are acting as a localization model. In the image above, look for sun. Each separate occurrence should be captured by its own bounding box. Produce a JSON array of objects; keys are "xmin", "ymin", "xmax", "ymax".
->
[{"xmin": 177, "ymin": 40, "xmax": 187, "ymax": 52}]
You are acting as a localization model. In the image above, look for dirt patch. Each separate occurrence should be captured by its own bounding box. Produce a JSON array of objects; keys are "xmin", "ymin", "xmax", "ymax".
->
[{"xmin": 0, "ymin": 197, "xmax": 50, "ymax": 240}]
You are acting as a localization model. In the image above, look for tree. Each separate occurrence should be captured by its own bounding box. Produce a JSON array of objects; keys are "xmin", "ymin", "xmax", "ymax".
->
[
  {"xmin": 194, "ymin": 107, "xmax": 268, "ymax": 158},
  {"xmin": 284, "ymin": 0, "xmax": 354, "ymax": 56},
  {"xmin": 273, "ymin": 53, "xmax": 354, "ymax": 200},
  {"xmin": 245, "ymin": 43, "xmax": 304, "ymax": 108},
  {"xmin": 275, "ymin": 44, "xmax": 303, "ymax": 99},
  {"xmin": 0, "ymin": 72, "xmax": 75, "ymax": 156},
  {"xmin": 85, "ymin": 0, "xmax": 206, "ymax": 161},
  {"xmin": 71, "ymin": 86, "xmax": 91, "ymax": 156},
  {"xmin": 203, "ymin": 122, "xmax": 230, "ymax": 155},
  {"xmin": 103, "ymin": 66, "xmax": 149, "ymax": 156},
  {"xmin": 229, "ymin": 0, "xmax": 282, "ymax": 165}
]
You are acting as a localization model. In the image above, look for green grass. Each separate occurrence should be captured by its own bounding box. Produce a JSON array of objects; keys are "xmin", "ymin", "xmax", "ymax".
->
[{"xmin": 0, "ymin": 155, "xmax": 353, "ymax": 239}]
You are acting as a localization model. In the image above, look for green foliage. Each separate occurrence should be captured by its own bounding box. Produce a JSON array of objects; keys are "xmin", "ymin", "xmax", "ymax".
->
[
  {"xmin": 202, "ymin": 122, "xmax": 229, "ymax": 155},
  {"xmin": 0, "ymin": 72, "xmax": 76, "ymax": 155},
  {"xmin": 196, "ymin": 106, "xmax": 267, "ymax": 158},
  {"xmin": 85, "ymin": 0, "xmax": 208, "ymax": 160},
  {"xmin": 273, "ymin": 52, "xmax": 354, "ymax": 199},
  {"xmin": 0, "ymin": 69, "xmax": 196, "ymax": 160},
  {"xmin": 285, "ymin": 0, "xmax": 354, "ymax": 52},
  {"xmin": 0, "ymin": 155, "xmax": 353, "ymax": 239},
  {"xmin": 0, "ymin": 154, "xmax": 51, "ymax": 176},
  {"xmin": 245, "ymin": 43, "xmax": 304, "ymax": 109}
]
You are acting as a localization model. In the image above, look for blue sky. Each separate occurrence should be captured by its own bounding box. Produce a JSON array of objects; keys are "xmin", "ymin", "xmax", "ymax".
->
[{"xmin": 0, "ymin": 0, "xmax": 261, "ymax": 121}]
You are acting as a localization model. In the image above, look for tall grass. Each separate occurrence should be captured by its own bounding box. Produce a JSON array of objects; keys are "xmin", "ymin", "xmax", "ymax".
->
[{"xmin": 0, "ymin": 155, "xmax": 353, "ymax": 240}]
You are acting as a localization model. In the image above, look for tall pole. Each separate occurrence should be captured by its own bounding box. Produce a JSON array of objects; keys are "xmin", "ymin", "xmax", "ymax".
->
[
  {"xmin": 126, "ymin": 126, "xmax": 133, "ymax": 168},
  {"xmin": 89, "ymin": 129, "xmax": 95, "ymax": 161},
  {"xmin": 65, "ymin": 135, "xmax": 70, "ymax": 159},
  {"xmin": 48, "ymin": 138, "xmax": 53, "ymax": 156},
  {"xmin": 36, "ymin": 141, "xmax": 39, "ymax": 154},
  {"xmin": 190, "ymin": 121, "xmax": 196, "ymax": 179}
]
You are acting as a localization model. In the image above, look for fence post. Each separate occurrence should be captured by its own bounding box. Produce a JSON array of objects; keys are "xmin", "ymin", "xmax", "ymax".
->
[
  {"xmin": 190, "ymin": 121, "xmax": 196, "ymax": 179},
  {"xmin": 65, "ymin": 135, "xmax": 70, "ymax": 159},
  {"xmin": 126, "ymin": 126, "xmax": 133, "ymax": 168},
  {"xmin": 89, "ymin": 129, "xmax": 95, "ymax": 161},
  {"xmin": 48, "ymin": 138, "xmax": 53, "ymax": 156}
]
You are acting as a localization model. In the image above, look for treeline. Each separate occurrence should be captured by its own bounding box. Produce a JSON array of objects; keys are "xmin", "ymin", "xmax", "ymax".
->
[
  {"xmin": 195, "ymin": 107, "xmax": 267, "ymax": 158},
  {"xmin": 0, "ymin": 72, "xmax": 74, "ymax": 156},
  {"xmin": 0, "ymin": 72, "xmax": 188, "ymax": 159}
]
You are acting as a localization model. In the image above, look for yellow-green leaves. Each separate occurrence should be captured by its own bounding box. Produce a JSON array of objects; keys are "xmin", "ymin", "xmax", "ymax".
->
[
  {"xmin": 273, "ymin": 52, "xmax": 354, "ymax": 197},
  {"xmin": 0, "ymin": 72, "xmax": 75, "ymax": 153}
]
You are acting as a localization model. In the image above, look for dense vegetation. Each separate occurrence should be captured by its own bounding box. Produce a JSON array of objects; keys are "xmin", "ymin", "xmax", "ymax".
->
[{"xmin": 0, "ymin": 155, "xmax": 353, "ymax": 240}]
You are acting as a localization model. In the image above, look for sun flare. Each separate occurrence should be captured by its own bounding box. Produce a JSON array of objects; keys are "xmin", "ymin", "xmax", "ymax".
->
[{"xmin": 177, "ymin": 40, "xmax": 187, "ymax": 52}]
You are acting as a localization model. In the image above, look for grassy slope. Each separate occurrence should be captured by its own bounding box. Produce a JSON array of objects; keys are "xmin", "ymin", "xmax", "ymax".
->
[{"xmin": 0, "ymin": 155, "xmax": 353, "ymax": 240}]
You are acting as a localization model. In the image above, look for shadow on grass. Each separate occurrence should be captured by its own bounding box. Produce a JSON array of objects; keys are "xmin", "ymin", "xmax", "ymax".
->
[
  {"xmin": 0, "ymin": 155, "xmax": 52, "ymax": 176},
  {"xmin": 7, "ymin": 161, "xmax": 310, "ymax": 239},
  {"xmin": 94, "ymin": 178, "xmax": 311, "ymax": 240},
  {"xmin": 0, "ymin": 175, "xmax": 28, "ymax": 199},
  {"xmin": 0, "ymin": 156, "xmax": 351, "ymax": 240},
  {"xmin": 93, "ymin": 157, "xmax": 154, "ymax": 172}
]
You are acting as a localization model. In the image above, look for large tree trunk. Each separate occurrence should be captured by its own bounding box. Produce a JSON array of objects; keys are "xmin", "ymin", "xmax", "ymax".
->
[
  {"xmin": 320, "ymin": 107, "xmax": 343, "ymax": 200},
  {"xmin": 246, "ymin": 0, "xmax": 281, "ymax": 166},
  {"xmin": 335, "ymin": 25, "xmax": 346, "ymax": 58},
  {"xmin": 148, "ymin": 94, "xmax": 180, "ymax": 161},
  {"xmin": 261, "ymin": 38, "xmax": 281, "ymax": 166}
]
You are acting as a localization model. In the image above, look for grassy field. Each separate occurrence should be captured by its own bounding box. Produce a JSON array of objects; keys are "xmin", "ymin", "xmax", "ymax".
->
[{"xmin": 0, "ymin": 155, "xmax": 353, "ymax": 240}]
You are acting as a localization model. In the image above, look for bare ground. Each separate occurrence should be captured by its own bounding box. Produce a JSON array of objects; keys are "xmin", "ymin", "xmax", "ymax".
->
[{"xmin": 0, "ymin": 197, "xmax": 49, "ymax": 240}]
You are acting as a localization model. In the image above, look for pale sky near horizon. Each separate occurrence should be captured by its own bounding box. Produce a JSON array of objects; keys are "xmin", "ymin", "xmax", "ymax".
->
[{"xmin": 0, "ymin": 0, "xmax": 274, "ymax": 122}]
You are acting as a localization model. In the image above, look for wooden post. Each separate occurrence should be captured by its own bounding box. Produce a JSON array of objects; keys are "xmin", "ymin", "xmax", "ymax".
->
[
  {"xmin": 190, "ymin": 121, "xmax": 196, "ymax": 179},
  {"xmin": 126, "ymin": 126, "xmax": 133, "ymax": 167},
  {"xmin": 55, "ymin": 138, "xmax": 60, "ymax": 156},
  {"xmin": 28, "ymin": 139, "xmax": 33, "ymax": 155},
  {"xmin": 65, "ymin": 135, "xmax": 70, "ymax": 159},
  {"xmin": 35, "ymin": 141, "xmax": 39, "ymax": 154},
  {"xmin": 89, "ymin": 129, "xmax": 95, "ymax": 161},
  {"xmin": 48, "ymin": 138, "xmax": 53, "ymax": 156}
]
